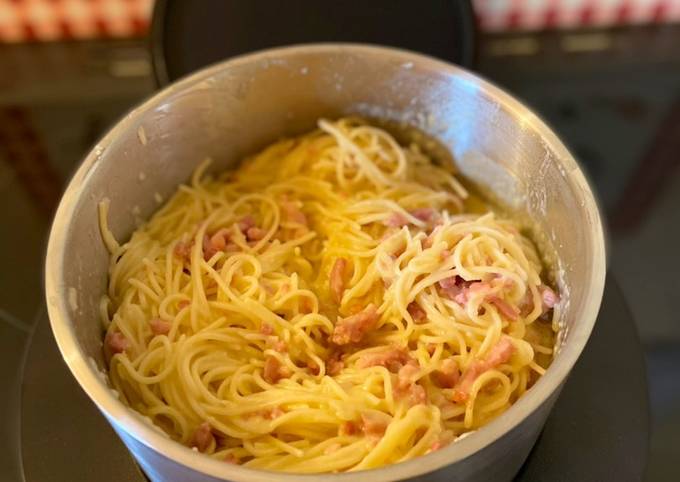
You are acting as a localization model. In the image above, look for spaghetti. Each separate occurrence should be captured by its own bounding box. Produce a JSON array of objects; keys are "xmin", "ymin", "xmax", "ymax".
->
[{"xmin": 99, "ymin": 118, "xmax": 559, "ymax": 473}]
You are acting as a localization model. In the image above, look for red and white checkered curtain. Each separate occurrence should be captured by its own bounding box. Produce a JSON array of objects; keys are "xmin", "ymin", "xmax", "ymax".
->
[
  {"xmin": 0, "ymin": 0, "xmax": 152, "ymax": 42},
  {"xmin": 474, "ymin": 0, "xmax": 680, "ymax": 31},
  {"xmin": 0, "ymin": 0, "xmax": 679, "ymax": 42}
]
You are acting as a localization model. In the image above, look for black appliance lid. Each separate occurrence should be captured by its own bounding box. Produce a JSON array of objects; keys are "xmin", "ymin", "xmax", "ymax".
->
[{"xmin": 150, "ymin": 0, "xmax": 476, "ymax": 86}]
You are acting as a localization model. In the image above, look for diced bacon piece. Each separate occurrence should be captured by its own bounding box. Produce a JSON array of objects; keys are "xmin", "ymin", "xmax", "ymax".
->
[
  {"xmin": 191, "ymin": 422, "xmax": 214, "ymax": 452},
  {"xmin": 432, "ymin": 358, "xmax": 459, "ymax": 388},
  {"xmin": 452, "ymin": 361, "xmax": 486, "ymax": 404},
  {"xmin": 454, "ymin": 292, "xmax": 468, "ymax": 305},
  {"xmin": 407, "ymin": 302, "xmax": 426, "ymax": 323},
  {"xmin": 281, "ymin": 200, "xmax": 308, "ymax": 227},
  {"xmin": 394, "ymin": 361, "xmax": 427, "ymax": 405},
  {"xmin": 339, "ymin": 420, "xmax": 358, "ymax": 436},
  {"xmin": 173, "ymin": 241, "xmax": 192, "ymax": 260},
  {"xmin": 408, "ymin": 383, "xmax": 428, "ymax": 405},
  {"xmin": 384, "ymin": 212, "xmax": 409, "ymax": 228},
  {"xmin": 300, "ymin": 297, "xmax": 314, "ymax": 313},
  {"xmin": 410, "ymin": 207, "xmax": 436, "ymax": 223},
  {"xmin": 105, "ymin": 331, "xmax": 130, "ymax": 354},
  {"xmin": 272, "ymin": 339, "xmax": 287, "ymax": 353},
  {"xmin": 263, "ymin": 356, "xmax": 291, "ymax": 384},
  {"xmin": 307, "ymin": 360, "xmax": 320, "ymax": 375},
  {"xmin": 331, "ymin": 304, "xmax": 379, "ymax": 345},
  {"xmin": 446, "ymin": 281, "xmax": 490, "ymax": 306},
  {"xmin": 487, "ymin": 295, "xmax": 519, "ymax": 321},
  {"xmin": 360, "ymin": 413, "xmax": 388, "ymax": 439},
  {"xmin": 453, "ymin": 337, "xmax": 515, "ymax": 403},
  {"xmin": 266, "ymin": 333, "xmax": 287, "ymax": 353},
  {"xmin": 202, "ymin": 234, "xmax": 218, "ymax": 261},
  {"xmin": 520, "ymin": 285, "xmax": 560, "ymax": 317},
  {"xmin": 224, "ymin": 453, "xmax": 238, "ymax": 464},
  {"xmin": 246, "ymin": 226, "xmax": 267, "ymax": 241},
  {"xmin": 357, "ymin": 347, "xmax": 411, "ymax": 372},
  {"xmin": 330, "ymin": 258, "xmax": 348, "ymax": 304},
  {"xmin": 438, "ymin": 276, "xmax": 466, "ymax": 301},
  {"xmin": 485, "ymin": 337, "xmax": 514, "ymax": 367},
  {"xmin": 326, "ymin": 352, "xmax": 345, "ymax": 376},
  {"xmin": 443, "ymin": 286, "xmax": 466, "ymax": 304},
  {"xmin": 439, "ymin": 275, "xmax": 463, "ymax": 290},
  {"xmin": 260, "ymin": 323, "xmax": 274, "ymax": 336},
  {"xmin": 392, "ymin": 243, "xmax": 406, "ymax": 258},
  {"xmin": 397, "ymin": 361, "xmax": 420, "ymax": 389},
  {"xmin": 540, "ymin": 285, "xmax": 560, "ymax": 311},
  {"xmin": 237, "ymin": 215, "xmax": 255, "ymax": 233},
  {"xmin": 209, "ymin": 228, "xmax": 231, "ymax": 251},
  {"xmin": 430, "ymin": 440, "xmax": 443, "ymax": 452},
  {"xmin": 149, "ymin": 317, "xmax": 171, "ymax": 336}
]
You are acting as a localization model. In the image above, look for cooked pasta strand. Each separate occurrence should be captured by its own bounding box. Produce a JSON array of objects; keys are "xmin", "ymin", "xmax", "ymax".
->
[{"xmin": 100, "ymin": 118, "xmax": 558, "ymax": 473}]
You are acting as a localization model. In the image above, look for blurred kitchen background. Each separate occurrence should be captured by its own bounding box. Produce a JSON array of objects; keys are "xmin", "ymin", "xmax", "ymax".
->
[{"xmin": 1, "ymin": 0, "xmax": 679, "ymax": 481}]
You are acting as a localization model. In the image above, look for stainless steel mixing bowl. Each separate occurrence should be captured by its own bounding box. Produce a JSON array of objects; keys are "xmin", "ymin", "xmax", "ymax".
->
[{"xmin": 45, "ymin": 44, "xmax": 606, "ymax": 482}]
